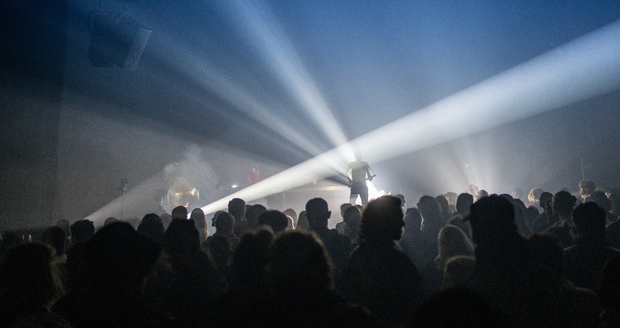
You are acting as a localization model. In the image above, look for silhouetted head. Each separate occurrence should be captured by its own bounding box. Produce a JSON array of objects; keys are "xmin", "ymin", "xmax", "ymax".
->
[
  {"xmin": 85, "ymin": 221, "xmax": 160, "ymax": 291},
  {"xmin": 572, "ymin": 202, "xmax": 606, "ymax": 240},
  {"xmin": 137, "ymin": 213, "xmax": 164, "ymax": 243},
  {"xmin": 306, "ymin": 198, "xmax": 331, "ymax": 229},
  {"xmin": 163, "ymin": 218, "xmax": 200, "ymax": 257},
  {"xmin": 552, "ymin": 191, "xmax": 576, "ymax": 218},
  {"xmin": 268, "ymin": 230, "xmax": 333, "ymax": 294},
  {"xmin": 528, "ymin": 188, "xmax": 543, "ymax": 204},
  {"xmin": 590, "ymin": 190, "xmax": 612, "ymax": 212},
  {"xmin": 70, "ymin": 220, "xmax": 95, "ymax": 244},
  {"xmin": 360, "ymin": 195, "xmax": 404, "ymax": 244},
  {"xmin": 190, "ymin": 208, "xmax": 207, "ymax": 240},
  {"xmin": 465, "ymin": 196, "xmax": 516, "ymax": 246},
  {"xmin": 539, "ymin": 192, "xmax": 553, "ymax": 209},
  {"xmin": 282, "ymin": 208, "xmax": 298, "ymax": 225},
  {"xmin": 104, "ymin": 217, "xmax": 118, "ymax": 226},
  {"xmin": 228, "ymin": 198, "xmax": 246, "ymax": 221},
  {"xmin": 456, "ymin": 193, "xmax": 474, "ymax": 216},
  {"xmin": 343, "ymin": 205, "xmax": 362, "ymax": 239},
  {"xmin": 418, "ymin": 195, "xmax": 443, "ymax": 225},
  {"xmin": 0, "ymin": 243, "xmax": 63, "ymax": 312},
  {"xmin": 578, "ymin": 179, "xmax": 596, "ymax": 197},
  {"xmin": 171, "ymin": 206, "xmax": 188, "ymax": 220},
  {"xmin": 246, "ymin": 204, "xmax": 267, "ymax": 228},
  {"xmin": 354, "ymin": 150, "xmax": 362, "ymax": 161},
  {"xmin": 436, "ymin": 225, "xmax": 474, "ymax": 267},
  {"xmin": 42, "ymin": 225, "xmax": 66, "ymax": 256},
  {"xmin": 215, "ymin": 212, "xmax": 235, "ymax": 234},
  {"xmin": 258, "ymin": 210, "xmax": 288, "ymax": 233},
  {"xmin": 436, "ymin": 195, "xmax": 450, "ymax": 217},
  {"xmin": 233, "ymin": 227, "xmax": 275, "ymax": 287},
  {"xmin": 443, "ymin": 256, "xmax": 476, "ymax": 289},
  {"xmin": 404, "ymin": 207, "xmax": 422, "ymax": 234}
]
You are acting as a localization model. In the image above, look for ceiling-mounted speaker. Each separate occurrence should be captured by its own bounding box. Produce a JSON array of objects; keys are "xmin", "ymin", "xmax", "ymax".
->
[{"xmin": 88, "ymin": 11, "xmax": 151, "ymax": 70}]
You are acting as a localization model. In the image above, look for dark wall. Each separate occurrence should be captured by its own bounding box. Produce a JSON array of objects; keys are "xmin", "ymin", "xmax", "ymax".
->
[{"xmin": 0, "ymin": 0, "xmax": 67, "ymax": 229}]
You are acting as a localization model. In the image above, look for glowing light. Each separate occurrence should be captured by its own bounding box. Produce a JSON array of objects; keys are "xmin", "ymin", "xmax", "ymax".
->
[
  {"xmin": 201, "ymin": 20, "xmax": 620, "ymax": 214},
  {"xmin": 220, "ymin": 0, "xmax": 352, "ymax": 155}
]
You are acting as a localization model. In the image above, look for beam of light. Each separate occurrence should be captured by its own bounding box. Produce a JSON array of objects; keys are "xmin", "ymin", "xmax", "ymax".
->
[
  {"xmin": 221, "ymin": 0, "xmax": 351, "ymax": 154},
  {"xmin": 148, "ymin": 36, "xmax": 328, "ymax": 159},
  {"xmin": 201, "ymin": 19, "xmax": 620, "ymax": 214}
]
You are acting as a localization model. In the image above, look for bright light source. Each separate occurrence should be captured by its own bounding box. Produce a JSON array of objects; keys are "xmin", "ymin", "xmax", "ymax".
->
[{"xmin": 201, "ymin": 19, "xmax": 620, "ymax": 214}]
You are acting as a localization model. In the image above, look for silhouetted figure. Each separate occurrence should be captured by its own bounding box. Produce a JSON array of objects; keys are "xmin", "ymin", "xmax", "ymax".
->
[
  {"xmin": 70, "ymin": 220, "xmax": 95, "ymax": 245},
  {"xmin": 436, "ymin": 195, "xmax": 452, "ymax": 220},
  {"xmin": 137, "ymin": 213, "xmax": 165, "ymax": 244},
  {"xmin": 421, "ymin": 224, "xmax": 474, "ymax": 299},
  {"xmin": 306, "ymin": 198, "xmax": 352, "ymax": 287},
  {"xmin": 282, "ymin": 208, "xmax": 297, "ymax": 229},
  {"xmin": 52, "ymin": 222, "xmax": 168, "ymax": 328},
  {"xmin": 211, "ymin": 227, "xmax": 275, "ymax": 327},
  {"xmin": 228, "ymin": 198, "xmax": 248, "ymax": 237},
  {"xmin": 296, "ymin": 210, "xmax": 310, "ymax": 230},
  {"xmin": 342, "ymin": 205, "xmax": 362, "ymax": 243},
  {"xmin": 342, "ymin": 195, "xmax": 421, "ymax": 327},
  {"xmin": 208, "ymin": 235, "xmax": 237, "ymax": 288},
  {"xmin": 442, "ymin": 256, "xmax": 476, "ymax": 289},
  {"xmin": 400, "ymin": 207, "xmax": 435, "ymax": 268},
  {"xmin": 206, "ymin": 212, "xmax": 240, "ymax": 252},
  {"xmin": 42, "ymin": 225, "xmax": 68, "ymax": 286},
  {"xmin": 578, "ymin": 179, "xmax": 596, "ymax": 203},
  {"xmin": 0, "ymin": 243, "xmax": 69, "ymax": 327},
  {"xmin": 418, "ymin": 195, "xmax": 445, "ymax": 269},
  {"xmin": 529, "ymin": 233, "xmax": 599, "ymax": 328},
  {"xmin": 162, "ymin": 218, "xmax": 227, "ymax": 327},
  {"xmin": 266, "ymin": 230, "xmax": 380, "ymax": 327},
  {"xmin": 347, "ymin": 150, "xmax": 374, "ymax": 205},
  {"xmin": 464, "ymin": 196, "xmax": 563, "ymax": 328},
  {"xmin": 171, "ymin": 205, "xmax": 188, "ymax": 220},
  {"xmin": 531, "ymin": 191, "xmax": 554, "ymax": 233},
  {"xmin": 335, "ymin": 203, "xmax": 353, "ymax": 235},
  {"xmin": 190, "ymin": 208, "xmax": 208, "ymax": 242},
  {"xmin": 563, "ymin": 202, "xmax": 620, "ymax": 290},
  {"xmin": 258, "ymin": 210, "xmax": 288, "ymax": 234},
  {"xmin": 455, "ymin": 193, "xmax": 473, "ymax": 217},
  {"xmin": 136, "ymin": 213, "xmax": 172, "ymax": 317},
  {"xmin": 548, "ymin": 190, "xmax": 577, "ymax": 248},
  {"xmin": 245, "ymin": 204, "xmax": 267, "ymax": 233}
]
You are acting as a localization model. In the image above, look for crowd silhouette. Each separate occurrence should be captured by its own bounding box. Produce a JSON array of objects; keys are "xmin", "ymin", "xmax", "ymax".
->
[{"xmin": 2, "ymin": 179, "xmax": 620, "ymax": 327}]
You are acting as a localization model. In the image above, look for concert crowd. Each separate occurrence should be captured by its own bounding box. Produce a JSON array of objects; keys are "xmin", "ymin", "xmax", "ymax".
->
[{"xmin": 2, "ymin": 179, "xmax": 620, "ymax": 328}]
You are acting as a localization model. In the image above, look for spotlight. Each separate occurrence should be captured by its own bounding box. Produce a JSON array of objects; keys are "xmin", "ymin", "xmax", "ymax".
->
[{"xmin": 88, "ymin": 10, "xmax": 151, "ymax": 70}]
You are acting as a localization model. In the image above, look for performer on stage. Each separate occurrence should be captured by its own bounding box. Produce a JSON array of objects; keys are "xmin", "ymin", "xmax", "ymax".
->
[
  {"xmin": 347, "ymin": 150, "xmax": 374, "ymax": 205},
  {"xmin": 247, "ymin": 163, "xmax": 263, "ymax": 186}
]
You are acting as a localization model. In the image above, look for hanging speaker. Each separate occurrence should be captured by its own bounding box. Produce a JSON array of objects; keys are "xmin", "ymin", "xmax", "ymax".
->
[{"xmin": 88, "ymin": 11, "xmax": 151, "ymax": 70}]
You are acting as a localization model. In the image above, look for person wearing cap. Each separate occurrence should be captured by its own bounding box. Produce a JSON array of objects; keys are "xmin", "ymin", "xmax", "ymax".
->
[{"xmin": 464, "ymin": 196, "xmax": 563, "ymax": 328}]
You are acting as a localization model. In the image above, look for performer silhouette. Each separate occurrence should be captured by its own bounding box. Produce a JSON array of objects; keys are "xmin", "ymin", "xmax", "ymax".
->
[{"xmin": 347, "ymin": 150, "xmax": 374, "ymax": 205}]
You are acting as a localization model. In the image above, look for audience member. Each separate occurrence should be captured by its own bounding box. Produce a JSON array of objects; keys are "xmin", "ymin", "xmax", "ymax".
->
[
  {"xmin": 306, "ymin": 198, "xmax": 352, "ymax": 285},
  {"xmin": 464, "ymin": 196, "xmax": 563, "ymax": 327},
  {"xmin": 342, "ymin": 195, "xmax": 421, "ymax": 327},
  {"xmin": 258, "ymin": 210, "xmax": 289, "ymax": 233},
  {"xmin": 563, "ymin": 202, "xmax": 620, "ymax": 290},
  {"xmin": 266, "ymin": 230, "xmax": 380, "ymax": 327},
  {"xmin": 0, "ymin": 243, "xmax": 69, "ymax": 328}
]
